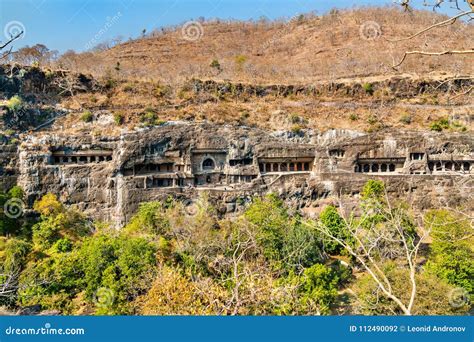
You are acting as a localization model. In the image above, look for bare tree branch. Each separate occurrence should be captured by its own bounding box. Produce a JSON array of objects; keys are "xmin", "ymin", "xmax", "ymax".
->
[
  {"xmin": 0, "ymin": 30, "xmax": 23, "ymax": 50},
  {"xmin": 386, "ymin": 10, "xmax": 474, "ymax": 42},
  {"xmin": 392, "ymin": 0, "xmax": 474, "ymax": 67},
  {"xmin": 393, "ymin": 49, "xmax": 474, "ymax": 68}
]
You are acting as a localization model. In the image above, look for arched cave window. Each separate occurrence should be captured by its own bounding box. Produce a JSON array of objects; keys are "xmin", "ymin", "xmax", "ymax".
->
[{"xmin": 203, "ymin": 158, "xmax": 215, "ymax": 170}]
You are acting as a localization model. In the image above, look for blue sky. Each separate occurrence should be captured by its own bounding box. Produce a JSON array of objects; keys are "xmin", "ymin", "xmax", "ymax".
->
[{"xmin": 0, "ymin": 0, "xmax": 452, "ymax": 53}]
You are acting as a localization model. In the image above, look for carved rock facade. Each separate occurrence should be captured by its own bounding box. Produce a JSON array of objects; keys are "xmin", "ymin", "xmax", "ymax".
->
[{"xmin": 9, "ymin": 123, "xmax": 474, "ymax": 225}]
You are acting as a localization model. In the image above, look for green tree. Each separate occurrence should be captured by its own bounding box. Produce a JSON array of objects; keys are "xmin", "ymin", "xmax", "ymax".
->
[
  {"xmin": 424, "ymin": 210, "xmax": 474, "ymax": 295},
  {"xmin": 319, "ymin": 206, "xmax": 346, "ymax": 254},
  {"xmin": 123, "ymin": 202, "xmax": 170, "ymax": 238},
  {"xmin": 353, "ymin": 262, "xmax": 470, "ymax": 315},
  {"xmin": 244, "ymin": 194, "xmax": 287, "ymax": 262},
  {"xmin": 297, "ymin": 264, "xmax": 340, "ymax": 315}
]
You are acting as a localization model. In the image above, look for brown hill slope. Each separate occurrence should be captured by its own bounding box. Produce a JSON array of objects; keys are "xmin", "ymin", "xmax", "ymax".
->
[{"xmin": 65, "ymin": 7, "xmax": 474, "ymax": 83}]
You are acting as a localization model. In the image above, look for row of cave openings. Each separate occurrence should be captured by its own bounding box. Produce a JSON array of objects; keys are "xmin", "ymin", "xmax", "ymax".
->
[
  {"xmin": 428, "ymin": 161, "xmax": 471, "ymax": 173},
  {"xmin": 146, "ymin": 174, "xmax": 259, "ymax": 189},
  {"xmin": 259, "ymin": 162, "xmax": 312, "ymax": 173},
  {"xmin": 355, "ymin": 160, "xmax": 472, "ymax": 174},
  {"xmin": 355, "ymin": 163, "xmax": 397, "ymax": 173},
  {"xmin": 52, "ymin": 154, "xmax": 112, "ymax": 165}
]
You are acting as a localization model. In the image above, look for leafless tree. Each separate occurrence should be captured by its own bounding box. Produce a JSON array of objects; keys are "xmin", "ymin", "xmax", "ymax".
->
[
  {"xmin": 305, "ymin": 192, "xmax": 431, "ymax": 315},
  {"xmin": 0, "ymin": 267, "xmax": 22, "ymax": 299},
  {"xmin": 0, "ymin": 30, "xmax": 23, "ymax": 60},
  {"xmin": 391, "ymin": 0, "xmax": 474, "ymax": 67}
]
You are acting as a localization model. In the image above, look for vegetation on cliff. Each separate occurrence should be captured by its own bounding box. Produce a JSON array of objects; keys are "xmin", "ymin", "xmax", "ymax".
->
[{"xmin": 1, "ymin": 181, "xmax": 472, "ymax": 315}]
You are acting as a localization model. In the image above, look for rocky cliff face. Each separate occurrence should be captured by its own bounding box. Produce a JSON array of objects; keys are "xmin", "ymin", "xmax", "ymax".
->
[
  {"xmin": 12, "ymin": 123, "xmax": 473, "ymax": 226},
  {"xmin": 1, "ymin": 66, "xmax": 472, "ymax": 226}
]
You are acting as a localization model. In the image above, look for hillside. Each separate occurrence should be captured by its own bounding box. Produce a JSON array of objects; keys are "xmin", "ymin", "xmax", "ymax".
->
[
  {"xmin": 62, "ymin": 7, "xmax": 474, "ymax": 83},
  {"xmin": 1, "ymin": 5, "xmax": 473, "ymax": 318}
]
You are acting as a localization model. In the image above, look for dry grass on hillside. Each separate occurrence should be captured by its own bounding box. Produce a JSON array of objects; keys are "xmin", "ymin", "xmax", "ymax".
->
[
  {"xmin": 58, "ymin": 76, "xmax": 473, "ymax": 135},
  {"xmin": 59, "ymin": 7, "xmax": 474, "ymax": 84}
]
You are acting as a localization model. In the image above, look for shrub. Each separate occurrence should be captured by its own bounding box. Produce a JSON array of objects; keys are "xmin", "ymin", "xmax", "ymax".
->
[
  {"xmin": 291, "ymin": 124, "xmax": 303, "ymax": 135},
  {"xmin": 153, "ymin": 84, "xmax": 170, "ymax": 98},
  {"xmin": 424, "ymin": 210, "xmax": 474, "ymax": 295},
  {"xmin": 103, "ymin": 77, "xmax": 117, "ymax": 90},
  {"xmin": 367, "ymin": 115, "xmax": 378, "ymax": 125},
  {"xmin": 283, "ymin": 221, "xmax": 323, "ymax": 271},
  {"xmin": 80, "ymin": 110, "xmax": 93, "ymax": 123},
  {"xmin": 430, "ymin": 122, "xmax": 443, "ymax": 132},
  {"xmin": 140, "ymin": 266, "xmax": 225, "ymax": 315},
  {"xmin": 18, "ymin": 233, "xmax": 157, "ymax": 315},
  {"xmin": 113, "ymin": 112, "xmax": 125, "ymax": 125},
  {"xmin": 399, "ymin": 114, "xmax": 412, "ymax": 125},
  {"xmin": 437, "ymin": 118, "xmax": 449, "ymax": 128},
  {"xmin": 362, "ymin": 83, "xmax": 374, "ymax": 95},
  {"xmin": 349, "ymin": 114, "xmax": 359, "ymax": 121},
  {"xmin": 244, "ymin": 194, "xmax": 287, "ymax": 262},
  {"xmin": 361, "ymin": 179, "xmax": 385, "ymax": 201},
  {"xmin": 53, "ymin": 238, "xmax": 73, "ymax": 253},
  {"xmin": 319, "ymin": 206, "xmax": 346, "ymax": 254},
  {"xmin": 77, "ymin": 234, "xmax": 157, "ymax": 314},
  {"xmin": 140, "ymin": 110, "xmax": 158, "ymax": 127},
  {"xmin": 240, "ymin": 111, "xmax": 250, "ymax": 121},
  {"xmin": 0, "ymin": 186, "xmax": 27, "ymax": 237},
  {"xmin": 6, "ymin": 95, "xmax": 23, "ymax": 112},
  {"xmin": 124, "ymin": 202, "xmax": 170, "ymax": 238},
  {"xmin": 298, "ymin": 264, "xmax": 340, "ymax": 314},
  {"xmin": 122, "ymin": 83, "xmax": 134, "ymax": 92},
  {"xmin": 290, "ymin": 114, "xmax": 301, "ymax": 124},
  {"xmin": 210, "ymin": 59, "xmax": 221, "ymax": 71},
  {"xmin": 234, "ymin": 55, "xmax": 247, "ymax": 71},
  {"xmin": 430, "ymin": 117, "xmax": 449, "ymax": 132},
  {"xmin": 33, "ymin": 193, "xmax": 64, "ymax": 217},
  {"xmin": 8, "ymin": 186, "xmax": 24, "ymax": 200}
]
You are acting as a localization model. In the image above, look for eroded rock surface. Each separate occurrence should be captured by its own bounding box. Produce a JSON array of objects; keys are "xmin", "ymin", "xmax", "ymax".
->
[{"xmin": 10, "ymin": 123, "xmax": 473, "ymax": 226}]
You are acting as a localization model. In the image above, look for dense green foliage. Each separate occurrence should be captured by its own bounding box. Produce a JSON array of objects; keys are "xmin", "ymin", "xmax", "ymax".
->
[
  {"xmin": 319, "ymin": 205, "xmax": 346, "ymax": 254},
  {"xmin": 1, "ymin": 181, "xmax": 471, "ymax": 315},
  {"xmin": 0, "ymin": 186, "xmax": 28, "ymax": 236},
  {"xmin": 353, "ymin": 262, "xmax": 469, "ymax": 315},
  {"xmin": 424, "ymin": 210, "xmax": 474, "ymax": 296}
]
